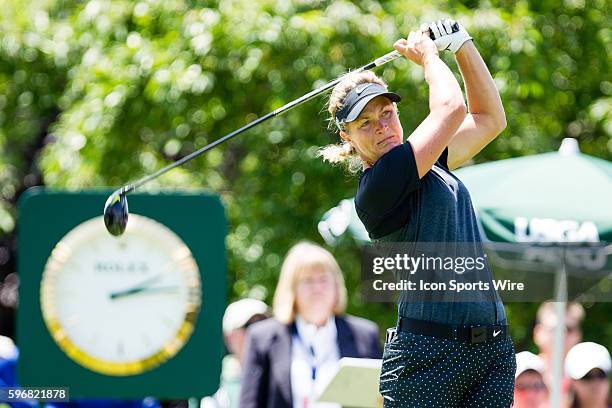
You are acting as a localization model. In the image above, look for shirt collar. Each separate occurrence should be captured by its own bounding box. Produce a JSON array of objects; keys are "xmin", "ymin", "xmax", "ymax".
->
[{"xmin": 295, "ymin": 315, "xmax": 336, "ymax": 343}]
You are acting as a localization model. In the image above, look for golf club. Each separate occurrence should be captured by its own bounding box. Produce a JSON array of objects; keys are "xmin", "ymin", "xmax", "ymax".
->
[{"xmin": 103, "ymin": 23, "xmax": 459, "ymax": 236}]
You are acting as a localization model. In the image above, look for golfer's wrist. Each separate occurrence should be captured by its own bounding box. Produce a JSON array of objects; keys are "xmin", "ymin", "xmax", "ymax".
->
[
  {"xmin": 422, "ymin": 52, "xmax": 439, "ymax": 69},
  {"xmin": 454, "ymin": 40, "xmax": 477, "ymax": 66},
  {"xmin": 455, "ymin": 38, "xmax": 473, "ymax": 55}
]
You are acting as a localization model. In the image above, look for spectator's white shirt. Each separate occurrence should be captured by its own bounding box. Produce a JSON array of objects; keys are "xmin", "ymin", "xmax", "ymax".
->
[{"xmin": 291, "ymin": 316, "xmax": 341, "ymax": 408}]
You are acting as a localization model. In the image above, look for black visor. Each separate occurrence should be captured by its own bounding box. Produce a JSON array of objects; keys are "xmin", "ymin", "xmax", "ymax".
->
[{"xmin": 335, "ymin": 83, "xmax": 401, "ymax": 130}]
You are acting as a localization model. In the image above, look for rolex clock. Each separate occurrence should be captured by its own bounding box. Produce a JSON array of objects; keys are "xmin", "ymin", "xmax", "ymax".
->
[
  {"xmin": 17, "ymin": 190, "xmax": 226, "ymax": 398},
  {"xmin": 40, "ymin": 214, "xmax": 201, "ymax": 376}
]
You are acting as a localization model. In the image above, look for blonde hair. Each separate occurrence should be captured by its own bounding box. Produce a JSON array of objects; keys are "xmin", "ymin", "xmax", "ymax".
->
[
  {"xmin": 273, "ymin": 241, "xmax": 348, "ymax": 324},
  {"xmin": 317, "ymin": 70, "xmax": 389, "ymax": 174}
]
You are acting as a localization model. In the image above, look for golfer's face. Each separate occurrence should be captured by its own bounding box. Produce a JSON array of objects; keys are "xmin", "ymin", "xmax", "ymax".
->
[{"xmin": 344, "ymin": 96, "xmax": 403, "ymax": 165}]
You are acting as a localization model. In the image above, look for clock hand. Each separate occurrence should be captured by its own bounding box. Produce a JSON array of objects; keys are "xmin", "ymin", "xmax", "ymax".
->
[
  {"xmin": 109, "ymin": 285, "xmax": 180, "ymax": 300},
  {"xmin": 130, "ymin": 273, "xmax": 163, "ymax": 289},
  {"xmin": 108, "ymin": 273, "xmax": 162, "ymax": 297},
  {"xmin": 108, "ymin": 258, "xmax": 187, "ymax": 299}
]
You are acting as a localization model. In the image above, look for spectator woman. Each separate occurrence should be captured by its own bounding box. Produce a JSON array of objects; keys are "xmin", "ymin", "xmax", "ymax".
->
[{"xmin": 239, "ymin": 241, "xmax": 381, "ymax": 408}]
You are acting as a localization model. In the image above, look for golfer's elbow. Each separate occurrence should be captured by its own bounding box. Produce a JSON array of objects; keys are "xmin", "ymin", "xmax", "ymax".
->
[
  {"xmin": 493, "ymin": 103, "xmax": 507, "ymax": 131},
  {"xmin": 490, "ymin": 111, "xmax": 507, "ymax": 138}
]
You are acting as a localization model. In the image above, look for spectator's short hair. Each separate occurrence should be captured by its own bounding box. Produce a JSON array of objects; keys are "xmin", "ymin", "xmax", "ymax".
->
[
  {"xmin": 536, "ymin": 300, "xmax": 585, "ymax": 329},
  {"xmin": 273, "ymin": 241, "xmax": 347, "ymax": 324}
]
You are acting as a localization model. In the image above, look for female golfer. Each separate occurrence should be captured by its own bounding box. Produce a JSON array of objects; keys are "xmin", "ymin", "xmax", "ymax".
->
[{"xmin": 319, "ymin": 19, "xmax": 516, "ymax": 407}]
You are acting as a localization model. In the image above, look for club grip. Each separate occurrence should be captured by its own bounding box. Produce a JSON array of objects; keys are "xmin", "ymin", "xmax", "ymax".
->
[{"xmin": 428, "ymin": 21, "xmax": 460, "ymax": 40}]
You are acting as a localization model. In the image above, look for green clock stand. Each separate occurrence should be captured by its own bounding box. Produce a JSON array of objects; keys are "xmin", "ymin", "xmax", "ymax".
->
[{"xmin": 17, "ymin": 188, "xmax": 227, "ymax": 399}]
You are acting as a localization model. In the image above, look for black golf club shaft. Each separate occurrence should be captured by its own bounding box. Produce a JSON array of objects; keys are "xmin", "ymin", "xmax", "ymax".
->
[{"xmin": 114, "ymin": 25, "xmax": 454, "ymax": 196}]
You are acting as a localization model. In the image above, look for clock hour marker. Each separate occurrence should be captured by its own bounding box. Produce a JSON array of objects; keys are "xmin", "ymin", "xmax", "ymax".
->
[{"xmin": 117, "ymin": 341, "xmax": 125, "ymax": 356}]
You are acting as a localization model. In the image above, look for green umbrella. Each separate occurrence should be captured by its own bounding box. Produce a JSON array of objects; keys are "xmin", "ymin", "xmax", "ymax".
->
[{"xmin": 455, "ymin": 138, "xmax": 612, "ymax": 243}]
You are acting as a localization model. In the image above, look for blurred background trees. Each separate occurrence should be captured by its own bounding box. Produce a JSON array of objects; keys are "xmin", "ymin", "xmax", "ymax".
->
[{"xmin": 0, "ymin": 0, "xmax": 610, "ymax": 351}]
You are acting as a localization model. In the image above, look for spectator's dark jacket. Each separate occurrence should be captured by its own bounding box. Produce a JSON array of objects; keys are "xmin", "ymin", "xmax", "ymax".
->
[{"xmin": 240, "ymin": 314, "xmax": 382, "ymax": 408}]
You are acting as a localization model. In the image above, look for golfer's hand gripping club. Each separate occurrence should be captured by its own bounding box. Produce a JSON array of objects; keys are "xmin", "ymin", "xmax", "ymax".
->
[
  {"xmin": 102, "ymin": 21, "xmax": 460, "ymax": 236},
  {"xmin": 426, "ymin": 19, "xmax": 471, "ymax": 53}
]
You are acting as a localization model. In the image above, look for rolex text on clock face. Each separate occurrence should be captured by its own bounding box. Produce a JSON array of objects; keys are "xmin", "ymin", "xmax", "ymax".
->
[{"xmin": 40, "ymin": 214, "xmax": 202, "ymax": 376}]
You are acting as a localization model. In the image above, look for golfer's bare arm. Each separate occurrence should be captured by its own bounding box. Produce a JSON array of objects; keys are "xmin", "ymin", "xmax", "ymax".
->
[
  {"xmin": 446, "ymin": 41, "xmax": 507, "ymax": 170},
  {"xmin": 394, "ymin": 33, "xmax": 466, "ymax": 179}
]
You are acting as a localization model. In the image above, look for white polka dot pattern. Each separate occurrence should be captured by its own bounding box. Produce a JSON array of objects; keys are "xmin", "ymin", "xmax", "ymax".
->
[{"xmin": 379, "ymin": 331, "xmax": 517, "ymax": 407}]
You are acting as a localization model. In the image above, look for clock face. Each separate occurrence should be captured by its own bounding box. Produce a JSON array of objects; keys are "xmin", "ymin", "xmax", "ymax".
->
[{"xmin": 40, "ymin": 214, "xmax": 202, "ymax": 376}]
